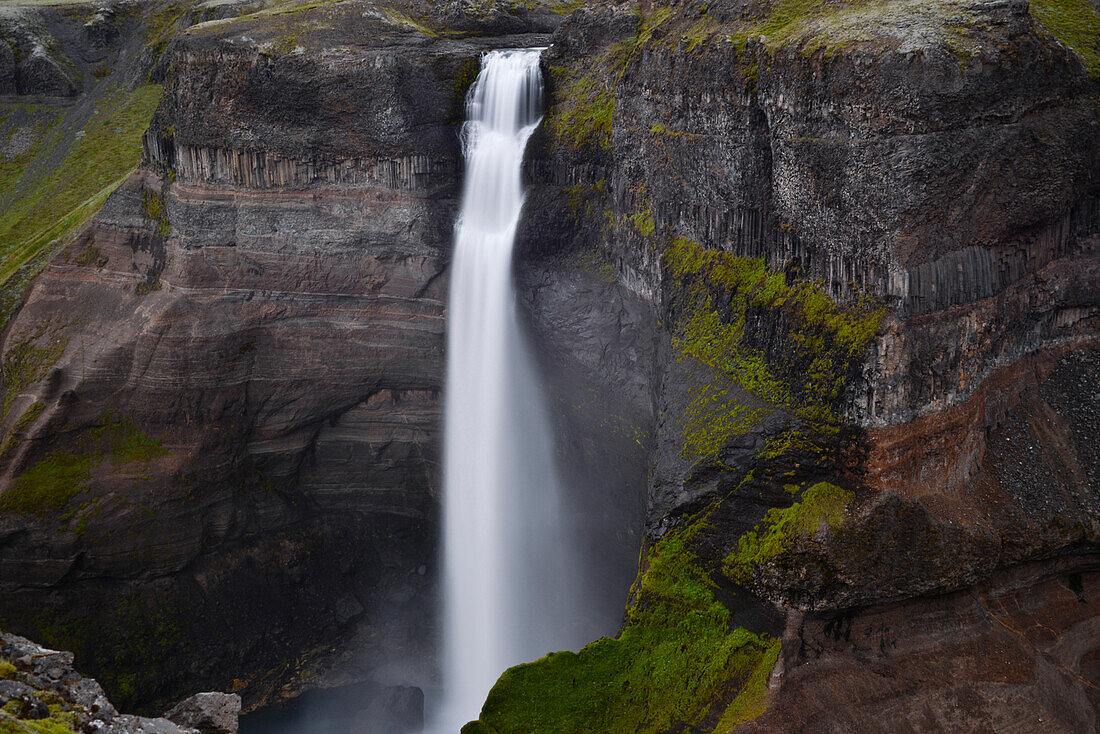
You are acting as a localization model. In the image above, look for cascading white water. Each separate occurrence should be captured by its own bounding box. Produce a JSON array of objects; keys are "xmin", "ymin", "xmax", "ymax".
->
[{"xmin": 437, "ymin": 48, "xmax": 579, "ymax": 729}]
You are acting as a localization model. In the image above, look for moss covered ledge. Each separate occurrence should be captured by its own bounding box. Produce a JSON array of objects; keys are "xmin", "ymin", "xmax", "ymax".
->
[
  {"xmin": 665, "ymin": 237, "xmax": 885, "ymax": 471},
  {"xmin": 462, "ymin": 519, "xmax": 780, "ymax": 734}
]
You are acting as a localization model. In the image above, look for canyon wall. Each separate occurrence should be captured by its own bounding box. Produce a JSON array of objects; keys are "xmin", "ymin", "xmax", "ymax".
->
[
  {"xmin": 0, "ymin": 0, "xmax": 655, "ymax": 714},
  {"xmin": 0, "ymin": 0, "xmax": 1098, "ymax": 731},
  {"xmin": 471, "ymin": 0, "xmax": 1100, "ymax": 731}
]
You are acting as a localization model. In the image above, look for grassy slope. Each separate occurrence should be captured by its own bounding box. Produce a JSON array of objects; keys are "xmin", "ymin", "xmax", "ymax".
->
[
  {"xmin": 0, "ymin": 85, "xmax": 162, "ymax": 318},
  {"xmin": 0, "ymin": 0, "xmax": 176, "ymax": 331},
  {"xmin": 467, "ymin": 521, "xmax": 781, "ymax": 734}
]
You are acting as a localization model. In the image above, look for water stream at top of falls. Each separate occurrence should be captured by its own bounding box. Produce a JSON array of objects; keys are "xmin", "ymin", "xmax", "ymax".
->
[{"xmin": 435, "ymin": 48, "xmax": 580, "ymax": 730}]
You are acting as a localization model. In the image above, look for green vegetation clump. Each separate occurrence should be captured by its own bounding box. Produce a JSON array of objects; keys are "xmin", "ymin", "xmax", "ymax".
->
[
  {"xmin": 546, "ymin": 3, "xmax": 676, "ymax": 152},
  {"xmin": 629, "ymin": 207, "xmax": 655, "ymax": 236},
  {"xmin": 680, "ymin": 386, "xmax": 766, "ymax": 464},
  {"xmin": 0, "ymin": 658, "xmax": 16, "ymax": 679},
  {"xmin": 453, "ymin": 57, "xmax": 481, "ymax": 106},
  {"xmin": 143, "ymin": 2, "xmax": 188, "ymax": 59},
  {"xmin": 2, "ymin": 322, "xmax": 69, "ymax": 415},
  {"xmin": 0, "ymin": 414, "xmax": 167, "ymax": 517},
  {"xmin": 1030, "ymin": 0, "xmax": 1100, "ymax": 75},
  {"xmin": 548, "ymin": 71, "xmax": 615, "ymax": 151},
  {"xmin": 0, "ymin": 702, "xmax": 81, "ymax": 733},
  {"xmin": 106, "ymin": 418, "xmax": 166, "ymax": 465},
  {"xmin": 0, "ymin": 450, "xmax": 97, "ymax": 517},
  {"xmin": 73, "ymin": 244, "xmax": 106, "ymax": 267},
  {"xmin": 469, "ymin": 523, "xmax": 780, "ymax": 733},
  {"xmin": 0, "ymin": 399, "xmax": 46, "ymax": 457},
  {"xmin": 725, "ymin": 482, "xmax": 852, "ymax": 584},
  {"xmin": 665, "ymin": 237, "xmax": 885, "ymax": 465},
  {"xmin": 141, "ymin": 189, "xmax": 170, "ymax": 238},
  {"xmin": 135, "ymin": 277, "xmax": 162, "ymax": 296},
  {"xmin": 270, "ymin": 32, "xmax": 302, "ymax": 55}
]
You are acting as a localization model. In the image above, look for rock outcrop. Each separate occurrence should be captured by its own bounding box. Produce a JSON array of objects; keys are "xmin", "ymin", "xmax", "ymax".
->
[{"xmin": 0, "ymin": 629, "xmax": 240, "ymax": 734}]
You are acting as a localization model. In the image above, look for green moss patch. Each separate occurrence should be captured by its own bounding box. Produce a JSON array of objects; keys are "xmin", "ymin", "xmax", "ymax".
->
[
  {"xmin": 548, "ymin": 70, "xmax": 615, "ymax": 151},
  {"xmin": 725, "ymin": 482, "xmax": 853, "ymax": 584},
  {"xmin": 546, "ymin": 4, "xmax": 675, "ymax": 152},
  {"xmin": 680, "ymin": 385, "xmax": 767, "ymax": 465},
  {"xmin": 1031, "ymin": 0, "xmax": 1100, "ymax": 75},
  {"xmin": 470, "ymin": 522, "xmax": 780, "ymax": 733},
  {"xmin": 0, "ymin": 704, "xmax": 81, "ymax": 733},
  {"xmin": 0, "ymin": 658, "xmax": 16, "ymax": 680},
  {"xmin": 629, "ymin": 206, "xmax": 655, "ymax": 236},
  {"xmin": 2, "ymin": 321, "xmax": 69, "ymax": 415},
  {"xmin": 665, "ymin": 238, "xmax": 884, "ymax": 466},
  {"xmin": 140, "ymin": 189, "xmax": 171, "ymax": 238},
  {"xmin": 144, "ymin": 2, "xmax": 189, "ymax": 60},
  {"xmin": 0, "ymin": 414, "xmax": 167, "ymax": 517}
]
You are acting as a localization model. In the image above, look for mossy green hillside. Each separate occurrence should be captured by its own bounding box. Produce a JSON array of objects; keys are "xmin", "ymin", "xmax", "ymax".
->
[
  {"xmin": 665, "ymin": 238, "xmax": 885, "ymax": 466},
  {"xmin": 0, "ymin": 414, "xmax": 167, "ymax": 517},
  {"xmin": 725, "ymin": 481, "xmax": 853, "ymax": 585},
  {"xmin": 1030, "ymin": 0, "xmax": 1100, "ymax": 75},
  {"xmin": 0, "ymin": 84, "xmax": 163, "ymax": 329},
  {"xmin": 468, "ymin": 522, "xmax": 780, "ymax": 733},
  {"xmin": 630, "ymin": 0, "xmax": 1097, "ymax": 73}
]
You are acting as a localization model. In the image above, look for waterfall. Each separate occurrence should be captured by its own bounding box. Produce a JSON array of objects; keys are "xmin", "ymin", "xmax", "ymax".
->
[{"xmin": 436, "ymin": 48, "xmax": 579, "ymax": 729}]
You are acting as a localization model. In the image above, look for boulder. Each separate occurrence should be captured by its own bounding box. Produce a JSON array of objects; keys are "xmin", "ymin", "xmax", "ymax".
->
[{"xmin": 164, "ymin": 692, "xmax": 242, "ymax": 734}]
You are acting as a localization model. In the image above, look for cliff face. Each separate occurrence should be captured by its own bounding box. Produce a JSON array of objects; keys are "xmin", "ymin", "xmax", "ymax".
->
[
  {"xmin": 0, "ymin": 0, "xmax": 619, "ymax": 713},
  {"xmin": 471, "ymin": 0, "xmax": 1100, "ymax": 731},
  {"xmin": 1, "ymin": 0, "xmax": 1098, "ymax": 730}
]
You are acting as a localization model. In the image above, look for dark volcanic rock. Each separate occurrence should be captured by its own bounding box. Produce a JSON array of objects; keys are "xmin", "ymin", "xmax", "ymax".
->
[
  {"xmin": 165, "ymin": 692, "xmax": 241, "ymax": 734},
  {"xmin": 0, "ymin": 41, "xmax": 15, "ymax": 94},
  {"xmin": 16, "ymin": 47, "xmax": 77, "ymax": 96}
]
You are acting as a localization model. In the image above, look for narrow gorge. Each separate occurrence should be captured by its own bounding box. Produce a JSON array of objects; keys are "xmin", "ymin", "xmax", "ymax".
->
[{"xmin": 0, "ymin": 0, "xmax": 1097, "ymax": 732}]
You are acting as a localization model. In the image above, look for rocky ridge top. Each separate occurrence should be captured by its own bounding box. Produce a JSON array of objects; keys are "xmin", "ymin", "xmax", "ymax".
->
[{"xmin": 0, "ymin": 630, "xmax": 240, "ymax": 734}]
